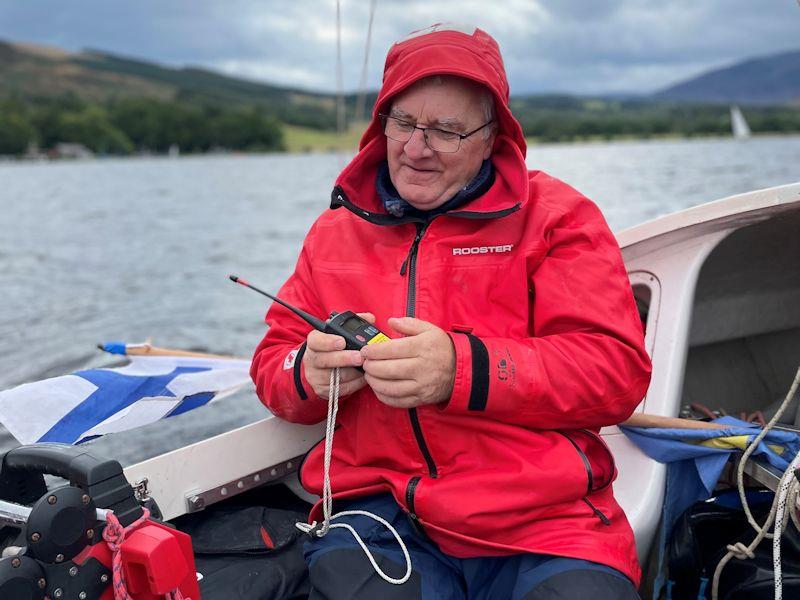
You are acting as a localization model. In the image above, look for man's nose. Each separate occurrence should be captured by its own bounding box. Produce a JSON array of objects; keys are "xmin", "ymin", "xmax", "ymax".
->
[{"xmin": 403, "ymin": 127, "xmax": 434, "ymax": 158}]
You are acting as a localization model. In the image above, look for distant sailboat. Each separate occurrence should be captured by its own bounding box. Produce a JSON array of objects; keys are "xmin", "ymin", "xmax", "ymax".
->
[{"xmin": 730, "ymin": 105, "xmax": 751, "ymax": 140}]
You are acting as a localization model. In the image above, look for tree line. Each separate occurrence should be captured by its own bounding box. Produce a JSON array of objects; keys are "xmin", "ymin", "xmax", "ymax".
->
[
  {"xmin": 0, "ymin": 96, "xmax": 284, "ymax": 156},
  {"xmin": 1, "ymin": 94, "xmax": 800, "ymax": 156},
  {"xmin": 512, "ymin": 98, "xmax": 800, "ymax": 143}
]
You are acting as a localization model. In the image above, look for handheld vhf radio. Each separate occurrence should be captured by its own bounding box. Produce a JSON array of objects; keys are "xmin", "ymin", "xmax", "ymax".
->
[{"xmin": 229, "ymin": 275, "xmax": 391, "ymax": 352}]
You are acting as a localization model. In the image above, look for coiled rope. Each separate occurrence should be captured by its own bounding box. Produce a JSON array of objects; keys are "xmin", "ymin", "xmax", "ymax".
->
[
  {"xmin": 711, "ymin": 366, "xmax": 800, "ymax": 600},
  {"xmin": 295, "ymin": 367, "xmax": 412, "ymax": 585}
]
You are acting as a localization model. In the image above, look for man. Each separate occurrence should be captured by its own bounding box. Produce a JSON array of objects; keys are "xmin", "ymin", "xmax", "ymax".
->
[{"xmin": 251, "ymin": 24, "xmax": 651, "ymax": 599}]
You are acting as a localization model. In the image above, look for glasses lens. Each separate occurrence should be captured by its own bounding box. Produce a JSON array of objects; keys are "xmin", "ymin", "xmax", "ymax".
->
[
  {"xmin": 426, "ymin": 129, "xmax": 461, "ymax": 153},
  {"xmin": 383, "ymin": 116, "xmax": 414, "ymax": 142},
  {"xmin": 380, "ymin": 115, "xmax": 462, "ymax": 153}
]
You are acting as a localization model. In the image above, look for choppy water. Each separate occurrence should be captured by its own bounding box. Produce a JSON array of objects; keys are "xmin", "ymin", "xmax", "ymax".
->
[{"xmin": 1, "ymin": 135, "xmax": 798, "ymax": 464}]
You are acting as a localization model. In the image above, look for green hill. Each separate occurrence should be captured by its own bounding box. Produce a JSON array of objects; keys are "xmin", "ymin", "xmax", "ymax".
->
[
  {"xmin": 1, "ymin": 39, "xmax": 799, "ymax": 156},
  {"xmin": 0, "ymin": 40, "xmax": 346, "ymax": 130}
]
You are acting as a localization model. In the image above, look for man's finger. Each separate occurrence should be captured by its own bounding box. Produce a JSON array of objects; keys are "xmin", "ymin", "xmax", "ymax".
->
[
  {"xmin": 364, "ymin": 374, "xmax": 418, "ymax": 399},
  {"xmin": 309, "ymin": 349, "xmax": 364, "ymax": 369},
  {"xmin": 337, "ymin": 376, "xmax": 367, "ymax": 397},
  {"xmin": 337, "ymin": 367, "xmax": 366, "ymax": 383},
  {"xmin": 312, "ymin": 373, "xmax": 366, "ymax": 400},
  {"xmin": 355, "ymin": 312, "xmax": 376, "ymax": 324},
  {"xmin": 307, "ymin": 329, "xmax": 346, "ymax": 352},
  {"xmin": 387, "ymin": 316, "xmax": 435, "ymax": 337},
  {"xmin": 362, "ymin": 357, "xmax": 419, "ymax": 380}
]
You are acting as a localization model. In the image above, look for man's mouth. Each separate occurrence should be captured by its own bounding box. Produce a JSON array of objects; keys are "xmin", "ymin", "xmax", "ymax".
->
[{"xmin": 402, "ymin": 164, "xmax": 438, "ymax": 173}]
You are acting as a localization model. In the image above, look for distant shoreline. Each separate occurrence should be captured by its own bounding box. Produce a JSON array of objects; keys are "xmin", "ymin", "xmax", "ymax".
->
[{"xmin": 4, "ymin": 132, "xmax": 800, "ymax": 164}]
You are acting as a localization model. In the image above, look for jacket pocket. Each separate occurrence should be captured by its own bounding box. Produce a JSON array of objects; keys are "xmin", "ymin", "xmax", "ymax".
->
[
  {"xmin": 576, "ymin": 428, "xmax": 617, "ymax": 492},
  {"xmin": 557, "ymin": 430, "xmax": 616, "ymax": 525},
  {"xmin": 558, "ymin": 429, "xmax": 616, "ymax": 493}
]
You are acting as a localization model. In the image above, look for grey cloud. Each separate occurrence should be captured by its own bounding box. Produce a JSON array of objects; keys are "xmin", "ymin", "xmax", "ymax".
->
[{"xmin": 0, "ymin": 0, "xmax": 797, "ymax": 96}]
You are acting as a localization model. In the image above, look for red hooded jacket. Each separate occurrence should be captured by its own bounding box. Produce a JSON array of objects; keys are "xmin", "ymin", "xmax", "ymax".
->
[{"xmin": 251, "ymin": 25, "xmax": 651, "ymax": 584}]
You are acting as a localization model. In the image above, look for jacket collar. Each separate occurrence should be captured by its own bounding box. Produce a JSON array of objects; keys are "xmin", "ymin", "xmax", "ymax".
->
[{"xmin": 331, "ymin": 133, "xmax": 528, "ymax": 225}]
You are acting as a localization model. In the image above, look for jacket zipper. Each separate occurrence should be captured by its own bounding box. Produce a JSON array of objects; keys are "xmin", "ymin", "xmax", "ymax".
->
[
  {"xmin": 399, "ymin": 223, "xmax": 424, "ymax": 278},
  {"xmin": 400, "ymin": 222, "xmax": 438, "ymax": 480},
  {"xmin": 405, "ymin": 475, "xmax": 428, "ymax": 535},
  {"xmin": 408, "ymin": 409, "xmax": 437, "ymax": 478},
  {"xmin": 578, "ymin": 429, "xmax": 616, "ymax": 492},
  {"xmin": 557, "ymin": 431, "xmax": 612, "ymax": 525},
  {"xmin": 583, "ymin": 497, "xmax": 611, "ymax": 526},
  {"xmin": 406, "ymin": 476, "xmax": 421, "ymax": 514},
  {"xmin": 556, "ymin": 431, "xmax": 593, "ymax": 495}
]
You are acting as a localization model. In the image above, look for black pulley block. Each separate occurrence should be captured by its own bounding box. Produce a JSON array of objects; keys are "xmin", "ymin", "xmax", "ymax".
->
[
  {"xmin": 25, "ymin": 484, "xmax": 97, "ymax": 564},
  {"xmin": 0, "ymin": 555, "xmax": 46, "ymax": 600}
]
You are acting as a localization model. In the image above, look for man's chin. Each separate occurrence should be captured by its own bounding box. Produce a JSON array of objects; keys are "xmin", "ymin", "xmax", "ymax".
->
[{"xmin": 397, "ymin": 185, "xmax": 446, "ymax": 211}]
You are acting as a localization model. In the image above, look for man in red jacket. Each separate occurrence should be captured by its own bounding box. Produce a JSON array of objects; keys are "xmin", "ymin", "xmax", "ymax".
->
[{"xmin": 252, "ymin": 24, "xmax": 651, "ymax": 599}]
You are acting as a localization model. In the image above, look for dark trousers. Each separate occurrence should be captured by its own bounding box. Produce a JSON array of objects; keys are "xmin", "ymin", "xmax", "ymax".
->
[{"xmin": 304, "ymin": 494, "xmax": 641, "ymax": 599}]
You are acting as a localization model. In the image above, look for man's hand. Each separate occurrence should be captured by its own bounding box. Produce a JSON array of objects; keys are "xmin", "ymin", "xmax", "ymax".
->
[
  {"xmin": 303, "ymin": 313, "xmax": 374, "ymax": 400},
  {"xmin": 360, "ymin": 317, "xmax": 456, "ymax": 409}
]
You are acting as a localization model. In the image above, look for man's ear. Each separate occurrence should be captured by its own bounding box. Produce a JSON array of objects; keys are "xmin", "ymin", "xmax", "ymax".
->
[{"xmin": 482, "ymin": 126, "xmax": 497, "ymax": 159}]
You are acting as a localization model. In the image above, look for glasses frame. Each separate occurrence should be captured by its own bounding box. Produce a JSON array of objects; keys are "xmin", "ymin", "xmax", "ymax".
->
[{"xmin": 378, "ymin": 113, "xmax": 495, "ymax": 153}]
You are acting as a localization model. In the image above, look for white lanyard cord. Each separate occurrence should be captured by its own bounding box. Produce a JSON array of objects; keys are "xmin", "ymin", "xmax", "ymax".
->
[{"xmin": 296, "ymin": 367, "xmax": 413, "ymax": 585}]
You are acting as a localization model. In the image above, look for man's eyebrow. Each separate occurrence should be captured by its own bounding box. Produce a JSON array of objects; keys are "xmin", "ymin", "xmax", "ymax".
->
[
  {"xmin": 433, "ymin": 116, "xmax": 465, "ymax": 131},
  {"xmin": 389, "ymin": 107, "xmax": 413, "ymax": 120},
  {"xmin": 388, "ymin": 108, "xmax": 465, "ymax": 130}
]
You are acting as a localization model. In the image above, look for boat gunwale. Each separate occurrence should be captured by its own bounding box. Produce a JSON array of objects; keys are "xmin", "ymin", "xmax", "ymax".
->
[{"xmin": 616, "ymin": 182, "xmax": 800, "ymax": 252}]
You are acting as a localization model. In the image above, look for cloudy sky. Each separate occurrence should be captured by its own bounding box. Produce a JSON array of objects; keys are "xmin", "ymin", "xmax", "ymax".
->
[{"xmin": 1, "ymin": 0, "xmax": 798, "ymax": 96}]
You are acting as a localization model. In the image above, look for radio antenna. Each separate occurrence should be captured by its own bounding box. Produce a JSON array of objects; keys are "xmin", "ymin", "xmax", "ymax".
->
[{"xmin": 229, "ymin": 275, "xmax": 327, "ymax": 332}]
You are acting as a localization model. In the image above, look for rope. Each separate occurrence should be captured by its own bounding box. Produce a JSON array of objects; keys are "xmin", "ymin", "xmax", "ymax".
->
[
  {"xmin": 102, "ymin": 507, "xmax": 190, "ymax": 600},
  {"xmin": 773, "ymin": 450, "xmax": 800, "ymax": 599},
  {"xmin": 295, "ymin": 367, "xmax": 413, "ymax": 585},
  {"xmin": 711, "ymin": 366, "xmax": 800, "ymax": 600}
]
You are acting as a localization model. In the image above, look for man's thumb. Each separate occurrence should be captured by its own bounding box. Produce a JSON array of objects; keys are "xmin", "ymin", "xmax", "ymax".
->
[{"xmin": 388, "ymin": 316, "xmax": 433, "ymax": 336}]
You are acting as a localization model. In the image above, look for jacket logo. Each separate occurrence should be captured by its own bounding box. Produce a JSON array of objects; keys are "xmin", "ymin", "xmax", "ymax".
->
[
  {"xmin": 494, "ymin": 348, "xmax": 516, "ymax": 387},
  {"xmin": 283, "ymin": 349, "xmax": 299, "ymax": 370},
  {"xmin": 452, "ymin": 244, "xmax": 513, "ymax": 256}
]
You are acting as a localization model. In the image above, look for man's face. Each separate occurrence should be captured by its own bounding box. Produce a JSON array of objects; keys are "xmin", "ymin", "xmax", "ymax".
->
[{"xmin": 386, "ymin": 77, "xmax": 495, "ymax": 211}]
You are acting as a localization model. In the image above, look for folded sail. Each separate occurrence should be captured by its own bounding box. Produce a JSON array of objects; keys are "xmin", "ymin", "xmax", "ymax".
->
[{"xmin": 0, "ymin": 354, "xmax": 252, "ymax": 445}]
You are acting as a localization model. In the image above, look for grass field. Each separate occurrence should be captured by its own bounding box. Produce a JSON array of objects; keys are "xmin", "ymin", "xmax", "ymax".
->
[{"xmin": 282, "ymin": 124, "xmax": 364, "ymax": 153}]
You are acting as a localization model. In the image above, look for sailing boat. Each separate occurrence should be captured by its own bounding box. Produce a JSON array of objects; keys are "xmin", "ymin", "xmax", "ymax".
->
[{"xmin": 730, "ymin": 104, "xmax": 751, "ymax": 139}]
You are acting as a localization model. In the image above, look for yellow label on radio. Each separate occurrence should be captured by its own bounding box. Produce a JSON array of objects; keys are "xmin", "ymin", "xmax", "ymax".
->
[{"xmin": 367, "ymin": 333, "xmax": 391, "ymax": 344}]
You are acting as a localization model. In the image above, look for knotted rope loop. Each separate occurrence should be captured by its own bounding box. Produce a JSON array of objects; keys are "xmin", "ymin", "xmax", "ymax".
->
[{"xmin": 726, "ymin": 542, "xmax": 755, "ymax": 560}]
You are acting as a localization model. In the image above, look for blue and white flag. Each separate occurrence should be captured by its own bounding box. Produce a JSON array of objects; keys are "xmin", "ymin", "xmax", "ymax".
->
[{"xmin": 0, "ymin": 355, "xmax": 252, "ymax": 445}]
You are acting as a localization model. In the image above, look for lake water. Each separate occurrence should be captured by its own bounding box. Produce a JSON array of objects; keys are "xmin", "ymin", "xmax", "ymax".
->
[{"xmin": 1, "ymin": 135, "xmax": 799, "ymax": 464}]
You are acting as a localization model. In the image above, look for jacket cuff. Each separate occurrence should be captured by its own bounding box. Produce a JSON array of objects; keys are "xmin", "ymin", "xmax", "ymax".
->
[
  {"xmin": 443, "ymin": 331, "xmax": 490, "ymax": 414},
  {"xmin": 293, "ymin": 342, "xmax": 312, "ymax": 400}
]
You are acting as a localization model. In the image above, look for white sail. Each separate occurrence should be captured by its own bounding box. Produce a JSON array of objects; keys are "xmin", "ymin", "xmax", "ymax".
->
[{"xmin": 730, "ymin": 105, "xmax": 751, "ymax": 139}]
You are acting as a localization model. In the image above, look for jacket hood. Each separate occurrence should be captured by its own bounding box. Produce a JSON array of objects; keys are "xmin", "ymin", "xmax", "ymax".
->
[
  {"xmin": 360, "ymin": 24, "xmax": 526, "ymax": 155},
  {"xmin": 333, "ymin": 24, "xmax": 529, "ymax": 219}
]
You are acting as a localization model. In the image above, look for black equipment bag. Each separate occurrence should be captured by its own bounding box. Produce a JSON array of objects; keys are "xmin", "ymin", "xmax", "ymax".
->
[
  {"xmin": 667, "ymin": 489, "xmax": 800, "ymax": 599},
  {"xmin": 178, "ymin": 504, "xmax": 310, "ymax": 600}
]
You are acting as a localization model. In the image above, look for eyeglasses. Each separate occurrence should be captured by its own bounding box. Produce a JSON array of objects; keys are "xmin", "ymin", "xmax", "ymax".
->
[{"xmin": 378, "ymin": 113, "xmax": 494, "ymax": 153}]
